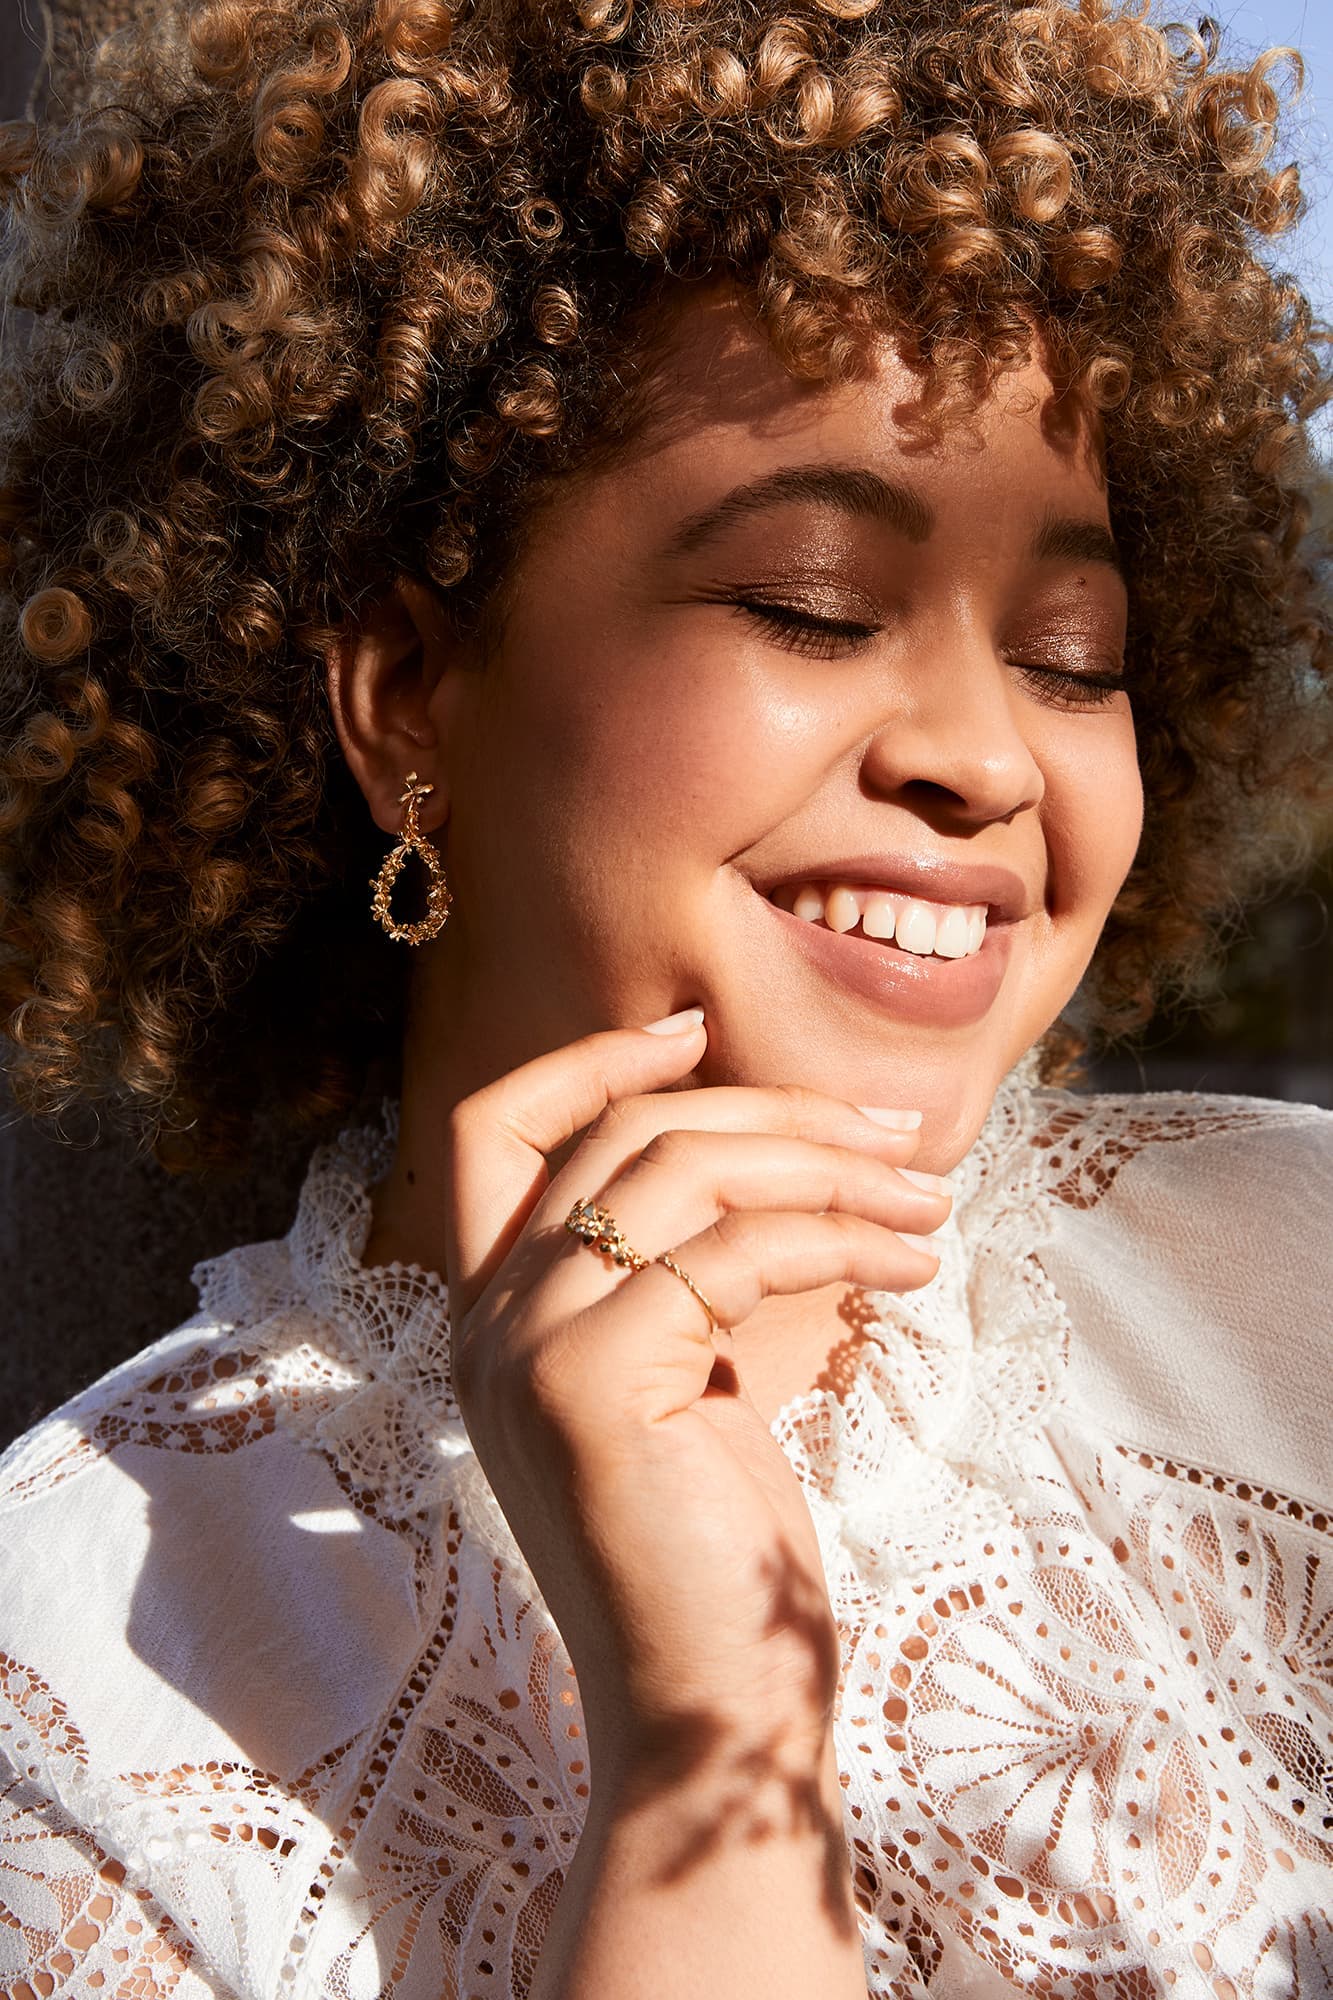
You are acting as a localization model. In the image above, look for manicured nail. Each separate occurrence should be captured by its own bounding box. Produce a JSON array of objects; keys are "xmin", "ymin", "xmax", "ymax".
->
[
  {"xmin": 899, "ymin": 1232, "xmax": 942, "ymax": 1256},
  {"xmin": 900, "ymin": 1169, "xmax": 953, "ymax": 1198},
  {"xmin": 857, "ymin": 1106, "xmax": 923, "ymax": 1129},
  {"xmin": 642, "ymin": 1006, "xmax": 706, "ymax": 1034}
]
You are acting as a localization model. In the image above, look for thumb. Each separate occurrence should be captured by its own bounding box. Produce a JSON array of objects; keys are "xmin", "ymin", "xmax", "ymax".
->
[{"xmin": 444, "ymin": 1008, "xmax": 706, "ymax": 1314}]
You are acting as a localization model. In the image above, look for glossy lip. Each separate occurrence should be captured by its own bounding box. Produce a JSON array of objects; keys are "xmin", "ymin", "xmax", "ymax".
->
[
  {"xmin": 758, "ymin": 854, "xmax": 1036, "ymax": 924},
  {"xmin": 762, "ymin": 891, "xmax": 1017, "ymax": 1028}
]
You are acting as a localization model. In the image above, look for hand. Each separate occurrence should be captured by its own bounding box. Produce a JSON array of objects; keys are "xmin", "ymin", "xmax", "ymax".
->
[{"xmin": 444, "ymin": 1012, "xmax": 951, "ymax": 1776}]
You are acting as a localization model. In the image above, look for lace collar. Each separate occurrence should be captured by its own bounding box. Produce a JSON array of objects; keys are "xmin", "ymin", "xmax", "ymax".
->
[
  {"xmin": 773, "ymin": 1058, "xmax": 1074, "ymax": 1587},
  {"xmin": 195, "ymin": 1059, "xmax": 1070, "ymax": 1584}
]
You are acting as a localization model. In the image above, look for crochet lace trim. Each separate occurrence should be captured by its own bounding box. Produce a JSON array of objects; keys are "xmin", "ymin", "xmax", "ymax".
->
[{"xmin": 194, "ymin": 1063, "xmax": 1064, "ymax": 1587}]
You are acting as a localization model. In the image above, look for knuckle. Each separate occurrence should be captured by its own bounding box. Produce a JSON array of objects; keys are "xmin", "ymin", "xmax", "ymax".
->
[
  {"xmin": 639, "ymin": 1126, "xmax": 697, "ymax": 1171},
  {"xmin": 521, "ymin": 1325, "xmax": 585, "ymax": 1416},
  {"xmin": 817, "ymin": 1209, "xmax": 865, "ymax": 1257},
  {"xmin": 448, "ymin": 1319, "xmax": 488, "ymax": 1407},
  {"xmin": 456, "ymin": 1315, "xmax": 559, "ymax": 1425},
  {"xmin": 711, "ymin": 1208, "xmax": 767, "ymax": 1270},
  {"xmin": 711, "ymin": 1206, "xmax": 753, "ymax": 1247},
  {"xmin": 445, "ymin": 1098, "xmax": 479, "ymax": 1153},
  {"xmin": 709, "ymin": 1222, "xmax": 764, "ymax": 1295},
  {"xmin": 518, "ymin": 1341, "xmax": 558, "ymax": 1407},
  {"xmin": 769, "ymin": 1081, "xmax": 835, "ymax": 1125},
  {"xmin": 832, "ymin": 1208, "xmax": 874, "ymax": 1245},
  {"xmin": 830, "ymin": 1217, "xmax": 887, "ymax": 1282},
  {"xmin": 589, "ymin": 1093, "xmax": 644, "ymax": 1145}
]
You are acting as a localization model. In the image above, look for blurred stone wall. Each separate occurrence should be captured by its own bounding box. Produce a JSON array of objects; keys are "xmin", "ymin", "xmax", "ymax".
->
[
  {"xmin": 0, "ymin": 0, "xmax": 317, "ymax": 1448},
  {"xmin": 0, "ymin": 1101, "xmax": 315, "ymax": 1441},
  {"xmin": 0, "ymin": 0, "xmax": 42, "ymax": 121}
]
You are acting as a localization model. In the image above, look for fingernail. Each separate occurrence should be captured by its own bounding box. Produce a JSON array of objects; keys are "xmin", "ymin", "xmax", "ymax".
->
[
  {"xmin": 900, "ymin": 1168, "xmax": 954, "ymax": 1198},
  {"xmin": 857, "ymin": 1106, "xmax": 923, "ymax": 1130},
  {"xmin": 899, "ymin": 1232, "xmax": 941, "ymax": 1257},
  {"xmin": 641, "ymin": 1006, "xmax": 706, "ymax": 1035}
]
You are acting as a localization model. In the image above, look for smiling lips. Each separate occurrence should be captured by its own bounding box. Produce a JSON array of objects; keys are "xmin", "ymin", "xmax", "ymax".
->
[
  {"xmin": 772, "ymin": 881, "xmax": 987, "ymax": 960},
  {"xmin": 761, "ymin": 863, "xmax": 1032, "ymax": 1027}
]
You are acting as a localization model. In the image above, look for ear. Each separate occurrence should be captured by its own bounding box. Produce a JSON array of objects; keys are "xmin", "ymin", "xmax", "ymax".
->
[{"xmin": 326, "ymin": 576, "xmax": 479, "ymax": 836}]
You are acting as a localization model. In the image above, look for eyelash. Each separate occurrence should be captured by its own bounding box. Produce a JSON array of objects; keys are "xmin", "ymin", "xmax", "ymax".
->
[
  {"xmin": 732, "ymin": 599, "xmax": 1128, "ymax": 709},
  {"xmin": 735, "ymin": 598, "xmax": 876, "ymax": 656}
]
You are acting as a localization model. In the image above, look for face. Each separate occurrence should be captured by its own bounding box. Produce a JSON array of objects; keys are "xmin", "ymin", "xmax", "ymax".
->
[{"xmin": 419, "ymin": 287, "xmax": 1143, "ymax": 1170}]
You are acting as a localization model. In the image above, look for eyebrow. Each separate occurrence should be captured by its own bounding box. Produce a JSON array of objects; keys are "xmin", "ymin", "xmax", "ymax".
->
[
  {"xmin": 1032, "ymin": 511, "xmax": 1125, "ymax": 578},
  {"xmin": 658, "ymin": 463, "xmax": 935, "ymax": 558},
  {"xmin": 656, "ymin": 462, "xmax": 1126, "ymax": 580}
]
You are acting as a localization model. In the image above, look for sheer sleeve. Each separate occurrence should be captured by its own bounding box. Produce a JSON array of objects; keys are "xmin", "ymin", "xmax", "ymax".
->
[
  {"xmin": 0, "ymin": 1262, "xmax": 593, "ymax": 1998},
  {"xmin": 0, "ymin": 1428, "xmax": 588, "ymax": 2000},
  {"xmin": 291, "ymin": 1537, "xmax": 588, "ymax": 2000},
  {"xmin": 0, "ymin": 1745, "xmax": 222, "ymax": 1998}
]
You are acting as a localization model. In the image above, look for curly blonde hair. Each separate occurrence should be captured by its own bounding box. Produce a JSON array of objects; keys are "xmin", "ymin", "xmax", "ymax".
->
[{"xmin": 0, "ymin": 0, "xmax": 1328, "ymax": 1166}]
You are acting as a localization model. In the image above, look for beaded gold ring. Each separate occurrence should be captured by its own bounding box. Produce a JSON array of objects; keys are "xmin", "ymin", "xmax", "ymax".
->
[{"xmin": 563, "ymin": 1198, "xmax": 720, "ymax": 1332}]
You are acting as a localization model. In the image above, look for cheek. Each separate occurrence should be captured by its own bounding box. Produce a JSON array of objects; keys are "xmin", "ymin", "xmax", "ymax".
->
[
  {"xmin": 1043, "ymin": 716, "xmax": 1144, "ymax": 923},
  {"xmin": 478, "ymin": 631, "xmax": 822, "ymax": 869}
]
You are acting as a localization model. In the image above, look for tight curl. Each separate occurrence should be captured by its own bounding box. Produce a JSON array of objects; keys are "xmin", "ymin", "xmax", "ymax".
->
[{"xmin": 0, "ymin": 0, "xmax": 1328, "ymax": 1166}]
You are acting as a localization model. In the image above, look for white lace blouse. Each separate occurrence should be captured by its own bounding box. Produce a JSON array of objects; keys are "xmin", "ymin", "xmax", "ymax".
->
[{"xmin": 1, "ymin": 1077, "xmax": 1330, "ymax": 1998}]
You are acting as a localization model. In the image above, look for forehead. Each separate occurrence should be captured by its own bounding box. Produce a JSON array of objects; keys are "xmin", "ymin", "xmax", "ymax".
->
[{"xmin": 559, "ymin": 283, "xmax": 1110, "ymax": 547}]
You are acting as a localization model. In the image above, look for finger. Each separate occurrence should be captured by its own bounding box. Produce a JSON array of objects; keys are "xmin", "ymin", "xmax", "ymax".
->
[
  {"xmin": 549, "ymin": 1210, "xmax": 940, "ymax": 1424},
  {"xmin": 445, "ymin": 1013, "xmax": 928, "ymax": 1318},
  {"xmin": 531, "ymin": 1129, "xmax": 951, "ymax": 1315},
  {"xmin": 666, "ymin": 1206, "xmax": 943, "ymax": 1325},
  {"xmin": 619, "ymin": 1128, "xmax": 952, "ymax": 1230},
  {"xmin": 446, "ymin": 1012, "xmax": 709, "ymax": 1314},
  {"xmin": 534, "ymin": 1084, "xmax": 928, "ymax": 1244}
]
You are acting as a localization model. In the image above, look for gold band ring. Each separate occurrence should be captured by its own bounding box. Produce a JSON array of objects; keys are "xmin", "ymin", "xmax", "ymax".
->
[
  {"xmin": 653, "ymin": 1253, "xmax": 720, "ymax": 1333},
  {"xmin": 564, "ymin": 1198, "xmax": 720, "ymax": 1334}
]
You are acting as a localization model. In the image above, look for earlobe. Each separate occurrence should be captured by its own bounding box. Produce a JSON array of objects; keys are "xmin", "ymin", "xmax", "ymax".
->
[{"xmin": 325, "ymin": 578, "xmax": 453, "ymax": 837}]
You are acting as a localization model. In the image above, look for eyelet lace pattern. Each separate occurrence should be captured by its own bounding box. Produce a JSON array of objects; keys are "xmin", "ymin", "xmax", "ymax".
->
[{"xmin": 0, "ymin": 1074, "xmax": 1329, "ymax": 1997}]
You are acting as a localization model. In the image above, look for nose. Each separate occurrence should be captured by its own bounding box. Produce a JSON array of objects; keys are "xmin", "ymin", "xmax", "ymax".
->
[{"xmin": 858, "ymin": 627, "xmax": 1045, "ymax": 828}]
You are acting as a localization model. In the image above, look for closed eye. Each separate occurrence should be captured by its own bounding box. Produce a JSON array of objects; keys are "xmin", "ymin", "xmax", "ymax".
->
[
  {"xmin": 1014, "ymin": 665, "xmax": 1128, "ymax": 709},
  {"xmin": 730, "ymin": 597, "xmax": 1128, "ymax": 705},
  {"xmin": 732, "ymin": 599, "xmax": 879, "ymax": 656}
]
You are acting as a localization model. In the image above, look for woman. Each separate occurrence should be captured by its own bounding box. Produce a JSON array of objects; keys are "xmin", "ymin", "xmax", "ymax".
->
[{"xmin": 0, "ymin": 0, "xmax": 1329, "ymax": 1990}]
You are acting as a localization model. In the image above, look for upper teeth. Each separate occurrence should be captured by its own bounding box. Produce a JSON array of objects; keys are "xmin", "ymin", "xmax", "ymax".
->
[{"xmin": 778, "ymin": 883, "xmax": 988, "ymax": 958}]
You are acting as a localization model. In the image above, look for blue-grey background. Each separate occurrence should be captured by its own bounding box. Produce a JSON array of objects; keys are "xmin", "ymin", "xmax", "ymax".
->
[{"xmin": 1222, "ymin": 0, "xmax": 1332, "ymax": 446}]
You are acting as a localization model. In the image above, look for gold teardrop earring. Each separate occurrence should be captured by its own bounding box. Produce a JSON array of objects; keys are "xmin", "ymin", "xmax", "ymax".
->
[{"xmin": 369, "ymin": 771, "xmax": 453, "ymax": 945}]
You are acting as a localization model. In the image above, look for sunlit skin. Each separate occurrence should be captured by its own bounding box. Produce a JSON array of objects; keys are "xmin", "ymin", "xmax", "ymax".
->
[{"xmin": 331, "ymin": 283, "xmax": 1143, "ymax": 1421}]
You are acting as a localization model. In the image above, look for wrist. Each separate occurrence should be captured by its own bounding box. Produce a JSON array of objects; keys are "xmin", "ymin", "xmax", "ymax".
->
[
  {"xmin": 577, "ymin": 1648, "xmax": 841, "ymax": 1782},
  {"xmin": 532, "ymin": 1709, "xmax": 865, "ymax": 2000},
  {"xmin": 585, "ymin": 1703, "xmax": 844, "ymax": 1835}
]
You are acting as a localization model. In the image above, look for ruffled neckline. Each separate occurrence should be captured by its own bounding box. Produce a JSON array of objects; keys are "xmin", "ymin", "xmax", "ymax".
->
[
  {"xmin": 195, "ymin": 1060, "xmax": 1071, "ymax": 1582},
  {"xmin": 768, "ymin": 1061, "xmax": 1073, "ymax": 1585}
]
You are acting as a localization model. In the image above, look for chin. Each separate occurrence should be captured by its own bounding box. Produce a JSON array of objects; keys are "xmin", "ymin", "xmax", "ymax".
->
[
  {"xmin": 915, "ymin": 1104, "xmax": 1001, "ymax": 1174},
  {"xmin": 901, "ymin": 1077, "xmax": 1008, "ymax": 1174},
  {"xmin": 693, "ymin": 1012, "xmax": 1024, "ymax": 1173}
]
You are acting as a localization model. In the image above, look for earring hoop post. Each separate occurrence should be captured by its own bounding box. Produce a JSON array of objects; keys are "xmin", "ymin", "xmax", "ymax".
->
[{"xmin": 370, "ymin": 771, "xmax": 453, "ymax": 945}]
